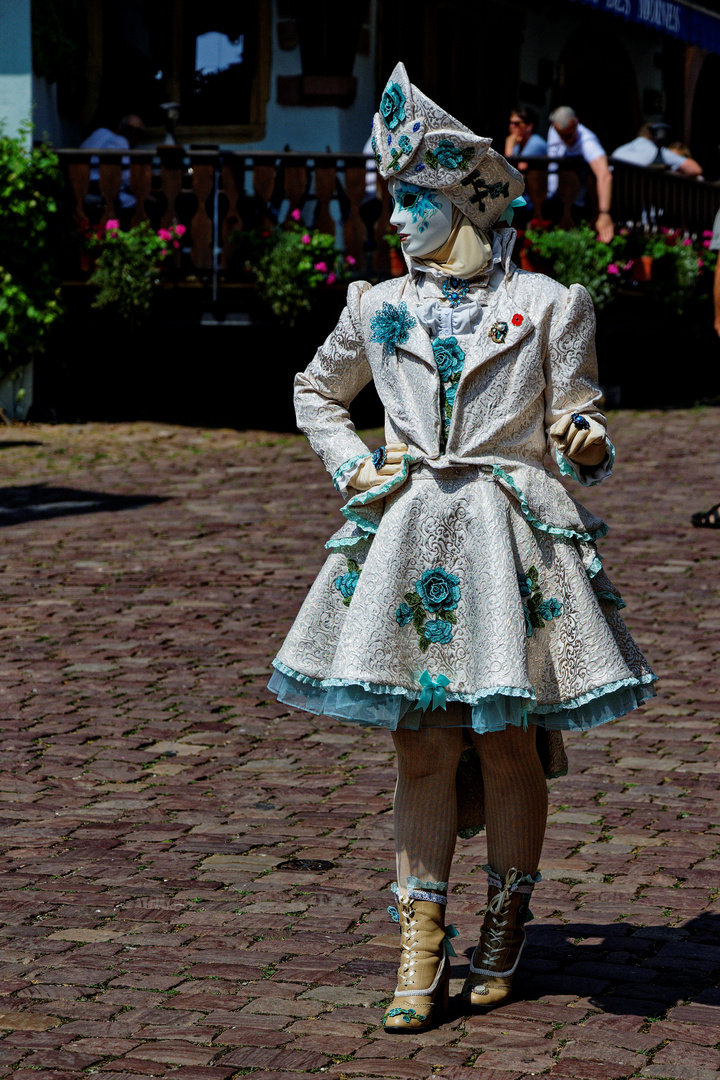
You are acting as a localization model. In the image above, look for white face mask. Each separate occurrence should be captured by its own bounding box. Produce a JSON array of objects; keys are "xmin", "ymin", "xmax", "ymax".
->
[{"xmin": 389, "ymin": 179, "xmax": 453, "ymax": 257}]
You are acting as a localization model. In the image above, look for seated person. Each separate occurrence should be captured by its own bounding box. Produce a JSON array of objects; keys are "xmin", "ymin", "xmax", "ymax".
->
[
  {"xmin": 504, "ymin": 106, "xmax": 547, "ymax": 163},
  {"xmin": 612, "ymin": 123, "xmax": 703, "ymax": 177}
]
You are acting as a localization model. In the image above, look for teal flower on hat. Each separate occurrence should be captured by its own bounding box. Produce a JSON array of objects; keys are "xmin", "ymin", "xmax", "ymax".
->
[{"xmin": 380, "ymin": 82, "xmax": 406, "ymax": 131}]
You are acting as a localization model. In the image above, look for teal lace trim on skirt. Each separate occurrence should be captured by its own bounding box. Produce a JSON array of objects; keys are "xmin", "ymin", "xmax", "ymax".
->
[{"xmin": 268, "ymin": 661, "xmax": 657, "ymax": 735}]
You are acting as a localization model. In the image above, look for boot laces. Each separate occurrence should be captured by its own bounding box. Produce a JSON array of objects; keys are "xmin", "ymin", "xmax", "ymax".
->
[
  {"xmin": 477, "ymin": 871, "xmax": 520, "ymax": 968},
  {"xmin": 397, "ymin": 896, "xmax": 420, "ymax": 985}
]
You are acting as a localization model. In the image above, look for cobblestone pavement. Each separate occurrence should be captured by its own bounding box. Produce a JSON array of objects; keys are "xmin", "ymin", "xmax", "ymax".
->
[{"xmin": 0, "ymin": 410, "xmax": 718, "ymax": 1080}]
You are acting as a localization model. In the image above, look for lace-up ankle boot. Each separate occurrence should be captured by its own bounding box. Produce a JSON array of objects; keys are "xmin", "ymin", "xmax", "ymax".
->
[
  {"xmin": 462, "ymin": 864, "xmax": 540, "ymax": 1010},
  {"xmin": 382, "ymin": 881, "xmax": 458, "ymax": 1033}
]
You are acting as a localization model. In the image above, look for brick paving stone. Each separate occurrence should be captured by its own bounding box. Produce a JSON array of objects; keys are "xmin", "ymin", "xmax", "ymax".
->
[{"xmin": 0, "ymin": 415, "xmax": 719, "ymax": 1075}]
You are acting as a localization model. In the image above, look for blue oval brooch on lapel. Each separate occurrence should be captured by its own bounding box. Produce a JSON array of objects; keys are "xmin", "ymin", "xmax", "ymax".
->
[{"xmin": 488, "ymin": 320, "xmax": 509, "ymax": 344}]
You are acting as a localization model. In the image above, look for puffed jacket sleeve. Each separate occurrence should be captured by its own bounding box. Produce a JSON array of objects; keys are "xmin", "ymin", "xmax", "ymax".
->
[
  {"xmin": 294, "ymin": 280, "xmax": 375, "ymax": 495},
  {"xmin": 543, "ymin": 282, "xmax": 614, "ymax": 487}
]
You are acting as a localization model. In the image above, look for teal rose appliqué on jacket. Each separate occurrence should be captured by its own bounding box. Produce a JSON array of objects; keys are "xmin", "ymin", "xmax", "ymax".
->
[
  {"xmin": 395, "ymin": 567, "xmax": 461, "ymax": 652},
  {"xmin": 380, "ymin": 82, "xmax": 406, "ymax": 131},
  {"xmin": 370, "ymin": 301, "xmax": 416, "ymax": 358},
  {"xmin": 432, "ymin": 337, "xmax": 465, "ymax": 382}
]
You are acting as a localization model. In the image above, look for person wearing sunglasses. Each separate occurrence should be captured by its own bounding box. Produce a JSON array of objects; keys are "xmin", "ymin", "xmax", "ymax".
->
[{"xmin": 504, "ymin": 106, "xmax": 547, "ymax": 166}]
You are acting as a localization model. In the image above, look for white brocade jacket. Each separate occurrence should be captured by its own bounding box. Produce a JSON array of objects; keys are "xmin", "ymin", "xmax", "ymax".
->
[{"xmin": 295, "ymin": 235, "xmax": 613, "ymax": 547}]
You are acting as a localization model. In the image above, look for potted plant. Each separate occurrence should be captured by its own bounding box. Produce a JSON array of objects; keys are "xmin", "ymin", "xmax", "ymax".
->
[
  {"xmin": 0, "ymin": 126, "xmax": 64, "ymax": 420},
  {"xmin": 251, "ymin": 210, "xmax": 354, "ymax": 326},
  {"xmin": 383, "ymin": 230, "xmax": 406, "ymax": 277},
  {"xmin": 523, "ymin": 224, "xmax": 627, "ymax": 310},
  {"xmin": 88, "ymin": 219, "xmax": 186, "ymax": 324}
]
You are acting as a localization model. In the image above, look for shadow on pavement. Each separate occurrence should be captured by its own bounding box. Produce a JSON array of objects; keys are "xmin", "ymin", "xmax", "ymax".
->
[
  {"xmin": 453, "ymin": 912, "xmax": 720, "ymax": 1016},
  {"xmin": 0, "ymin": 483, "xmax": 168, "ymax": 526},
  {"xmin": 0, "ymin": 440, "xmax": 44, "ymax": 450}
]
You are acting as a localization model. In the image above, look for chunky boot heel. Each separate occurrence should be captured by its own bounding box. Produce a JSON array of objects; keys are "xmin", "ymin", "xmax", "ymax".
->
[
  {"xmin": 462, "ymin": 865, "xmax": 540, "ymax": 1010},
  {"xmin": 382, "ymin": 882, "xmax": 458, "ymax": 1033}
]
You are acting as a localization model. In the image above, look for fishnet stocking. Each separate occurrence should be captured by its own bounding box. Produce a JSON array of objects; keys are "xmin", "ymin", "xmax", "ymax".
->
[
  {"xmin": 470, "ymin": 723, "xmax": 547, "ymax": 877},
  {"xmin": 391, "ymin": 726, "xmax": 462, "ymax": 889}
]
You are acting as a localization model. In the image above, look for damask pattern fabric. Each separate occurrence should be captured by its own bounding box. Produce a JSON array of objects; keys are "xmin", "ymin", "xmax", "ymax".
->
[{"xmin": 271, "ymin": 233, "xmax": 656, "ymax": 735}]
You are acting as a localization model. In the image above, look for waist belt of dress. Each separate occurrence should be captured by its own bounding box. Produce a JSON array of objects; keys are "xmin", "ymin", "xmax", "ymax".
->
[{"xmin": 411, "ymin": 463, "xmax": 495, "ymax": 482}]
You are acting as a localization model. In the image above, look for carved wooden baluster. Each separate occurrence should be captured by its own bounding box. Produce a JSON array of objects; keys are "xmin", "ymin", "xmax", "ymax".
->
[
  {"xmin": 190, "ymin": 161, "xmax": 214, "ymax": 270},
  {"xmin": 375, "ymin": 175, "xmax": 393, "ymax": 274},
  {"xmin": 221, "ymin": 160, "xmax": 242, "ymax": 269},
  {"xmin": 68, "ymin": 161, "xmax": 90, "ymax": 224},
  {"xmin": 283, "ymin": 160, "xmax": 307, "ymax": 223},
  {"xmin": 253, "ymin": 159, "xmax": 276, "ymax": 230},
  {"xmin": 524, "ymin": 164, "xmax": 547, "ymax": 220},
  {"xmin": 313, "ymin": 159, "xmax": 336, "ymax": 236},
  {"xmin": 343, "ymin": 158, "xmax": 367, "ymax": 266},
  {"xmin": 129, "ymin": 160, "xmax": 152, "ymax": 227},
  {"xmin": 556, "ymin": 162, "xmax": 579, "ymax": 230},
  {"xmin": 159, "ymin": 146, "xmax": 183, "ymax": 230},
  {"xmin": 98, "ymin": 159, "xmax": 121, "ymax": 225}
]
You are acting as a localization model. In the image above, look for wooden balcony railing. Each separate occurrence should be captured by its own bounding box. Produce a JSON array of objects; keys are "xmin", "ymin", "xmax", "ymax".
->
[{"xmin": 57, "ymin": 148, "xmax": 720, "ymax": 289}]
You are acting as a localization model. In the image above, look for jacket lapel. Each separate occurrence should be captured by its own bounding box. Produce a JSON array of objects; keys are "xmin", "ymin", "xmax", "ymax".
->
[{"xmin": 459, "ymin": 275, "xmax": 535, "ymax": 385}]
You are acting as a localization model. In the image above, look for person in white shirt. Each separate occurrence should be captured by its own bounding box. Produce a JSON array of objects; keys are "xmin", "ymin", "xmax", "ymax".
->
[
  {"xmin": 546, "ymin": 106, "xmax": 614, "ymax": 243},
  {"xmin": 80, "ymin": 115, "xmax": 144, "ymax": 212},
  {"xmin": 612, "ymin": 123, "xmax": 703, "ymax": 178}
]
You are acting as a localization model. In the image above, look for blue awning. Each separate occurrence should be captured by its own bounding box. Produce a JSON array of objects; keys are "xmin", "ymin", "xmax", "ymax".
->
[{"xmin": 569, "ymin": 0, "xmax": 720, "ymax": 56}]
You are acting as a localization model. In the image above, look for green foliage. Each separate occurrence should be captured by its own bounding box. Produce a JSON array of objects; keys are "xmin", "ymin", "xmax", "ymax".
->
[
  {"xmin": 0, "ymin": 125, "xmax": 63, "ymax": 377},
  {"xmin": 525, "ymin": 225, "xmax": 626, "ymax": 310},
  {"xmin": 253, "ymin": 221, "xmax": 351, "ymax": 326},
  {"xmin": 88, "ymin": 222, "xmax": 183, "ymax": 325}
]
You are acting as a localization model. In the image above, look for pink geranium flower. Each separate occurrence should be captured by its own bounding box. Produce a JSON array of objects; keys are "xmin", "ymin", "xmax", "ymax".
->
[
  {"xmin": 681, "ymin": 238, "xmax": 692, "ymax": 246},
  {"xmin": 291, "ymin": 209, "xmax": 302, "ymax": 221},
  {"xmin": 703, "ymin": 230, "xmax": 714, "ymax": 238},
  {"xmin": 174, "ymin": 224, "xmax": 187, "ymax": 237},
  {"xmin": 703, "ymin": 239, "xmax": 711, "ymax": 248},
  {"xmin": 105, "ymin": 219, "xmax": 120, "ymax": 231},
  {"xmin": 158, "ymin": 228, "xmax": 173, "ymax": 241},
  {"xmin": 301, "ymin": 234, "xmax": 311, "ymax": 245},
  {"xmin": 327, "ymin": 273, "xmax": 337, "ymax": 285},
  {"xmin": 160, "ymin": 247, "xmax": 167, "ymax": 257},
  {"xmin": 346, "ymin": 255, "xmax": 356, "ymax": 266},
  {"xmin": 698, "ymin": 258, "xmax": 704, "ymax": 268},
  {"xmin": 314, "ymin": 261, "xmax": 328, "ymax": 273},
  {"xmin": 607, "ymin": 263, "xmax": 619, "ymax": 275}
]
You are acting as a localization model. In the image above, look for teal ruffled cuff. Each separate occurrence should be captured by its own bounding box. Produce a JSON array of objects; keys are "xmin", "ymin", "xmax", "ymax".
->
[
  {"xmin": 556, "ymin": 438, "xmax": 615, "ymax": 487},
  {"xmin": 332, "ymin": 452, "xmax": 372, "ymax": 496}
]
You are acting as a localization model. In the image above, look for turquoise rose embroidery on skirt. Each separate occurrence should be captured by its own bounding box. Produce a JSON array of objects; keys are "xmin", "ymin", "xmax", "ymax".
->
[
  {"xmin": 518, "ymin": 565, "xmax": 563, "ymax": 637},
  {"xmin": 335, "ymin": 557, "xmax": 361, "ymax": 606},
  {"xmin": 396, "ymin": 567, "xmax": 461, "ymax": 652}
]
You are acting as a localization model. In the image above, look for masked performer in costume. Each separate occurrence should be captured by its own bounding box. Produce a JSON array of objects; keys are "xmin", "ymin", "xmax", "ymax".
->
[{"xmin": 268, "ymin": 64, "xmax": 656, "ymax": 1031}]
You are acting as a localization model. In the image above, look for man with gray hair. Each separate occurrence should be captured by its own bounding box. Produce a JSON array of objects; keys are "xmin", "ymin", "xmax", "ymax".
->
[{"xmin": 546, "ymin": 106, "xmax": 614, "ymax": 242}]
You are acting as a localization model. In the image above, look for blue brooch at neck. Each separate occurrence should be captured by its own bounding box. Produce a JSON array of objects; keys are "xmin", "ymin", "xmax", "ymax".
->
[{"xmin": 441, "ymin": 276, "xmax": 470, "ymax": 308}]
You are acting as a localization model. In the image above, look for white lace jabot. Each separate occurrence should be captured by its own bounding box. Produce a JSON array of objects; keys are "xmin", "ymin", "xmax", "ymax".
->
[{"xmin": 411, "ymin": 232, "xmax": 506, "ymax": 337}]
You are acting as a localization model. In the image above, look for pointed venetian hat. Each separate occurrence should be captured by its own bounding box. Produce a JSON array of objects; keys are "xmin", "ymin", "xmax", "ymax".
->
[{"xmin": 371, "ymin": 62, "xmax": 524, "ymax": 231}]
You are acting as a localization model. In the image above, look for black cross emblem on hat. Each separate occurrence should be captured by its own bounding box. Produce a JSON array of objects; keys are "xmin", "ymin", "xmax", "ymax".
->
[{"xmin": 460, "ymin": 171, "xmax": 510, "ymax": 211}]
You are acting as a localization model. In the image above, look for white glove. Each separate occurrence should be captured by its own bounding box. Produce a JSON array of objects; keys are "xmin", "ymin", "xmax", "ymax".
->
[
  {"xmin": 549, "ymin": 414, "xmax": 607, "ymax": 467},
  {"xmin": 349, "ymin": 443, "xmax": 409, "ymax": 492}
]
